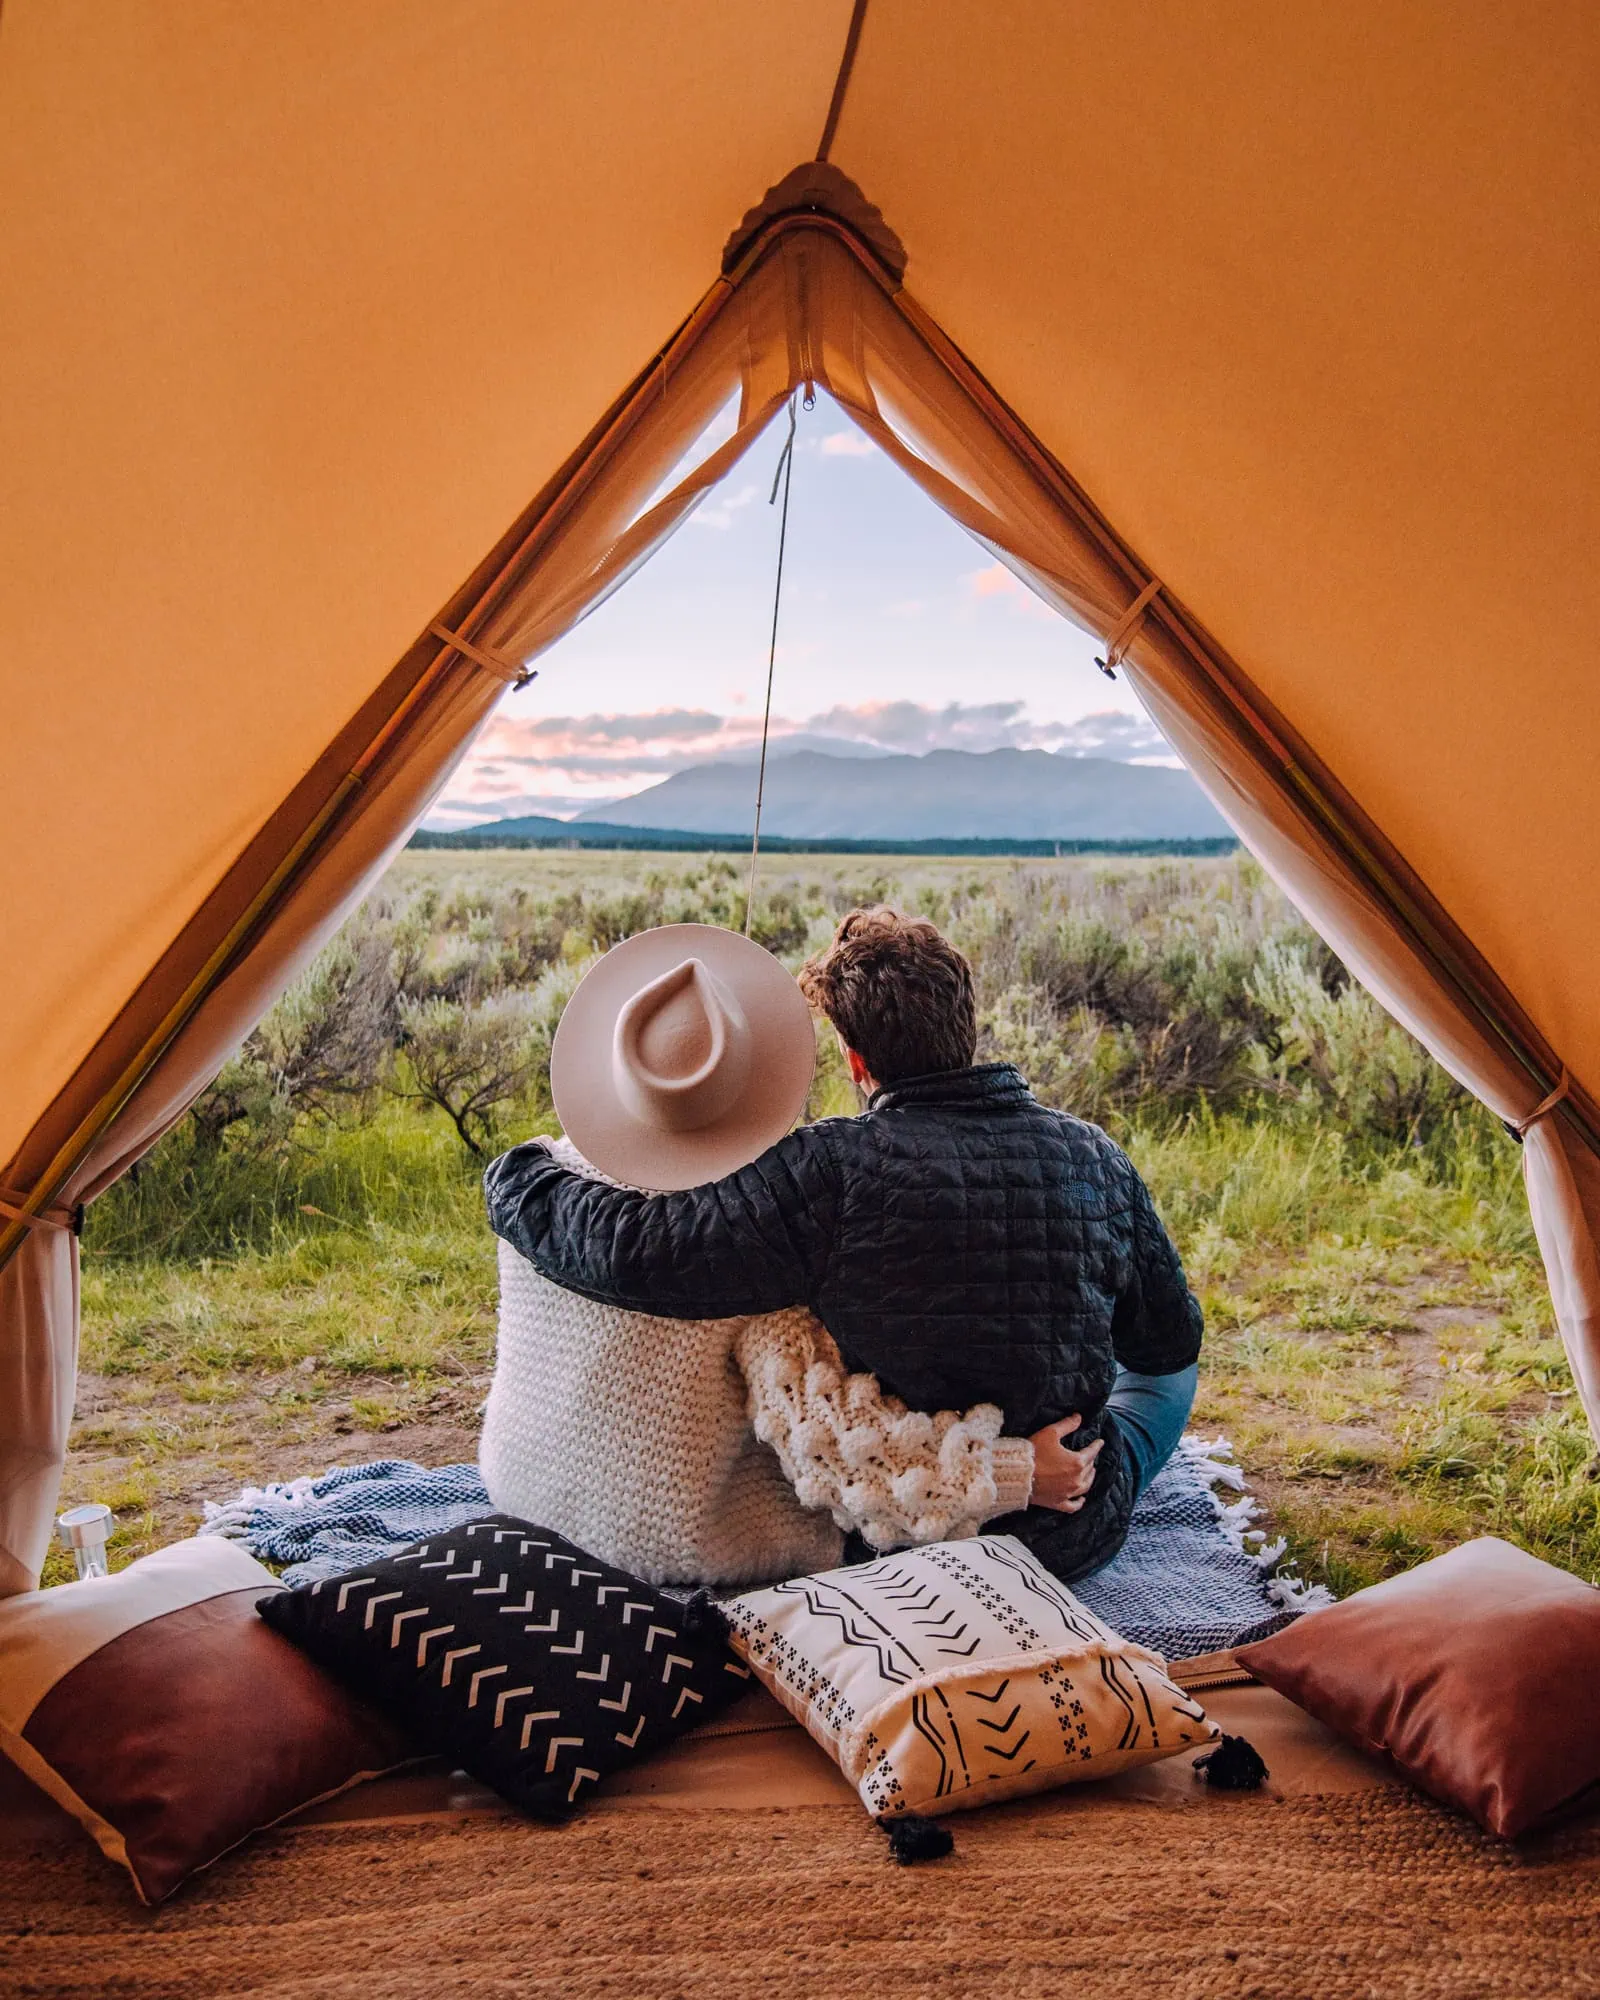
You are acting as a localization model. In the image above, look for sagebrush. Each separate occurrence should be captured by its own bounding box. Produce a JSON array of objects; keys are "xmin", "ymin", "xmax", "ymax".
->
[{"xmin": 90, "ymin": 851, "xmax": 1498, "ymax": 1258}]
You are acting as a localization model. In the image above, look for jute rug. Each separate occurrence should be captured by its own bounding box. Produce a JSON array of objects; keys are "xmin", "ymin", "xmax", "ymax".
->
[{"xmin": 4, "ymin": 1789, "xmax": 1597, "ymax": 1999}]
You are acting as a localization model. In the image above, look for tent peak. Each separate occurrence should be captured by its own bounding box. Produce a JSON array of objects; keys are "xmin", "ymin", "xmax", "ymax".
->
[{"xmin": 722, "ymin": 162, "xmax": 905, "ymax": 285}]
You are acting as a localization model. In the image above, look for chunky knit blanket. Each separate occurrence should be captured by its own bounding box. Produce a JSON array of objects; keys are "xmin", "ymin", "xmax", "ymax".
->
[{"xmin": 201, "ymin": 1434, "xmax": 1328, "ymax": 1656}]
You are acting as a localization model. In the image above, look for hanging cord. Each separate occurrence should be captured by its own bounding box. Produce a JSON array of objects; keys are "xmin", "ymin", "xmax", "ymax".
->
[{"xmin": 744, "ymin": 393, "xmax": 803, "ymax": 936}]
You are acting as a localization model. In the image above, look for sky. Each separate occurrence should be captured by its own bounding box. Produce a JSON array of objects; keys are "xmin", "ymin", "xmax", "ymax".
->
[{"xmin": 428, "ymin": 394, "xmax": 1171, "ymax": 829}]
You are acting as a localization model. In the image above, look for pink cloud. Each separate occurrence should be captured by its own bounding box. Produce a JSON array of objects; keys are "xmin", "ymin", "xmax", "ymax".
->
[
  {"xmin": 967, "ymin": 562, "xmax": 1054, "ymax": 619},
  {"xmin": 969, "ymin": 562, "xmax": 1025, "ymax": 599},
  {"xmin": 432, "ymin": 695, "xmax": 1177, "ymax": 826}
]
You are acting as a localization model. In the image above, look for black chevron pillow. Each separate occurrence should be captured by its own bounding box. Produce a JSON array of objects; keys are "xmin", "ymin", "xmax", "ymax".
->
[{"xmin": 257, "ymin": 1515, "xmax": 750, "ymax": 1818}]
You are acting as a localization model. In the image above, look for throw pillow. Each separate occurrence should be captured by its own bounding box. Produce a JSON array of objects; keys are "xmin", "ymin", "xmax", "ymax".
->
[
  {"xmin": 0, "ymin": 1537, "xmax": 414, "ymax": 1904},
  {"xmin": 724, "ymin": 1533, "xmax": 1217, "ymax": 1821},
  {"xmin": 259, "ymin": 1514, "xmax": 751, "ymax": 1816},
  {"xmin": 1235, "ymin": 1535, "xmax": 1600, "ymax": 1837}
]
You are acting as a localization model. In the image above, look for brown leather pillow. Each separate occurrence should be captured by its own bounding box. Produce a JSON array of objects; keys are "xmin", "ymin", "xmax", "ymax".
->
[
  {"xmin": 0, "ymin": 1537, "xmax": 414, "ymax": 1902},
  {"xmin": 1236, "ymin": 1537, "xmax": 1600, "ymax": 1838}
]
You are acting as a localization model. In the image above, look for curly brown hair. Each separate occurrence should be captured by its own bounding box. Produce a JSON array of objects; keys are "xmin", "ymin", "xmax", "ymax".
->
[{"xmin": 797, "ymin": 905, "xmax": 977, "ymax": 1084}]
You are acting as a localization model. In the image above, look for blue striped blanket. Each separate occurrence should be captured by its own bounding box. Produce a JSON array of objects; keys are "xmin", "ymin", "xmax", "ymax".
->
[{"xmin": 201, "ymin": 1433, "xmax": 1328, "ymax": 1658}]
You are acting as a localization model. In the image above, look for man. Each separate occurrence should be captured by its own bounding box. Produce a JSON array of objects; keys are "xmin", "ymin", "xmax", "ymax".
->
[{"xmin": 486, "ymin": 907, "xmax": 1201, "ymax": 1583}]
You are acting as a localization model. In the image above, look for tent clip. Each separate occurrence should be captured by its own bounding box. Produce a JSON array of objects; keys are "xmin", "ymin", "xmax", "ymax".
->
[
  {"xmin": 1095, "ymin": 577, "xmax": 1164, "ymax": 680},
  {"xmin": 428, "ymin": 623, "xmax": 537, "ymax": 689}
]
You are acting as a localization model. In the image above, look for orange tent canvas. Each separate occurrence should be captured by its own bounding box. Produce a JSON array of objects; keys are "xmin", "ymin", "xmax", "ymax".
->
[{"xmin": 1, "ymin": 0, "xmax": 1596, "ymax": 1592}]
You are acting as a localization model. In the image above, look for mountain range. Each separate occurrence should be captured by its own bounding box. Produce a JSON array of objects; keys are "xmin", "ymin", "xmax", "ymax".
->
[{"xmin": 558, "ymin": 746, "xmax": 1228, "ymax": 842}]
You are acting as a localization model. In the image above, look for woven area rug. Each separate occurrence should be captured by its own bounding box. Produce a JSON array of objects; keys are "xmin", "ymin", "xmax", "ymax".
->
[
  {"xmin": 5, "ymin": 1789, "xmax": 1597, "ymax": 1999},
  {"xmin": 201, "ymin": 1436, "xmax": 1322, "ymax": 1656}
]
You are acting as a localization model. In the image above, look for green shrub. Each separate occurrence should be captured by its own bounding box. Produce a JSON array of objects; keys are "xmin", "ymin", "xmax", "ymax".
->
[
  {"xmin": 1246, "ymin": 938, "xmax": 1466, "ymax": 1144},
  {"xmin": 86, "ymin": 851, "xmax": 1528, "ymax": 1262},
  {"xmin": 394, "ymin": 989, "xmax": 545, "ymax": 1156}
]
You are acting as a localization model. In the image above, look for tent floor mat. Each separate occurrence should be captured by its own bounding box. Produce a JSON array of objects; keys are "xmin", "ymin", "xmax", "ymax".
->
[{"xmin": 5, "ymin": 1787, "xmax": 1599, "ymax": 1998}]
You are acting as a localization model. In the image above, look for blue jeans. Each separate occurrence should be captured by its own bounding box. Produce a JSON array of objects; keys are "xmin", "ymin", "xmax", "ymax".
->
[{"xmin": 1106, "ymin": 1362, "xmax": 1198, "ymax": 1498}]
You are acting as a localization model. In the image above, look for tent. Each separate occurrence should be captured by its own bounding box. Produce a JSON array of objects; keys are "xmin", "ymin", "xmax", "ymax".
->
[{"xmin": 2, "ymin": 0, "xmax": 1597, "ymax": 1596}]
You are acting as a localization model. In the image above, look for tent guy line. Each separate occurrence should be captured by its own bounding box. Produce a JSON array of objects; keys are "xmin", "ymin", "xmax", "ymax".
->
[
  {"xmin": 744, "ymin": 391, "xmax": 803, "ymax": 937},
  {"xmin": 815, "ymin": 0, "xmax": 870, "ymax": 167}
]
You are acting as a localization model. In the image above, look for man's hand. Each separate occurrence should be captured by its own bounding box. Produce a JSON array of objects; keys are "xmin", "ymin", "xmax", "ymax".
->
[{"xmin": 1028, "ymin": 1416, "xmax": 1103, "ymax": 1513}]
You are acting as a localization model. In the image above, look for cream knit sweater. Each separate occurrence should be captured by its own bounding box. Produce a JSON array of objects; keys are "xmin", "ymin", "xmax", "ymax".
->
[{"xmin": 480, "ymin": 1140, "xmax": 1035, "ymax": 1587}]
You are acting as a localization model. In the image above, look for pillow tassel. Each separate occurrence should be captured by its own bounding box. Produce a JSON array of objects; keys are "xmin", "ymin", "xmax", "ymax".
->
[
  {"xmin": 1193, "ymin": 1733, "xmax": 1269, "ymax": 1792},
  {"xmin": 880, "ymin": 1812, "xmax": 955, "ymax": 1865},
  {"xmin": 680, "ymin": 1588, "xmax": 729, "ymax": 1639}
]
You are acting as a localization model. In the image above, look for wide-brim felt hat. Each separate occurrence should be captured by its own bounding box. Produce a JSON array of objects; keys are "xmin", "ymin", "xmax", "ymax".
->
[{"xmin": 549, "ymin": 923, "xmax": 817, "ymax": 1192}]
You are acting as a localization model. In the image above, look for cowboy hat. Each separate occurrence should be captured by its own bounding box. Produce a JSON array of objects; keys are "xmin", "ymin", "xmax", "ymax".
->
[{"xmin": 549, "ymin": 924, "xmax": 816, "ymax": 1191}]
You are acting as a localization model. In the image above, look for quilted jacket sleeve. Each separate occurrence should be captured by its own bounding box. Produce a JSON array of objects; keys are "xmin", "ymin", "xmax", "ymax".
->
[
  {"xmin": 735, "ymin": 1309, "xmax": 1036, "ymax": 1550},
  {"xmin": 1107, "ymin": 1149, "xmax": 1205, "ymax": 1375},
  {"xmin": 482, "ymin": 1124, "xmax": 843, "ymax": 1319}
]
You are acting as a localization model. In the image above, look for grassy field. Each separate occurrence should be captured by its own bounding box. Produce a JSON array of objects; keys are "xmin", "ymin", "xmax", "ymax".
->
[{"xmin": 51, "ymin": 849, "xmax": 1598, "ymax": 1595}]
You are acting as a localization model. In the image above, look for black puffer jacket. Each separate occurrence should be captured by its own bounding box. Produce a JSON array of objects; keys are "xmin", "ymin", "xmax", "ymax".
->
[{"xmin": 484, "ymin": 1063, "xmax": 1203, "ymax": 1581}]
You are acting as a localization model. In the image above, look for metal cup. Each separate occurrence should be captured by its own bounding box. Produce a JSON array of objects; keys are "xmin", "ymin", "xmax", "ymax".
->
[{"xmin": 56, "ymin": 1504, "xmax": 115, "ymax": 1581}]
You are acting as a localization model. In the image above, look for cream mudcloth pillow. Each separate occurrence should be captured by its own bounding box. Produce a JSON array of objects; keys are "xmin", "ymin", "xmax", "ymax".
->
[{"xmin": 725, "ymin": 1534, "xmax": 1217, "ymax": 1821}]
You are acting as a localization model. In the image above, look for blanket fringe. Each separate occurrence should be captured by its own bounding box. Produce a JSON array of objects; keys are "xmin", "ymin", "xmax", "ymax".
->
[
  {"xmin": 1265, "ymin": 1569, "xmax": 1336, "ymax": 1614},
  {"xmin": 201, "ymin": 1474, "xmax": 321, "ymax": 1540},
  {"xmin": 194, "ymin": 1460, "xmax": 493, "ymax": 1585},
  {"xmin": 1176, "ymin": 1435, "xmax": 1334, "ymax": 1617}
]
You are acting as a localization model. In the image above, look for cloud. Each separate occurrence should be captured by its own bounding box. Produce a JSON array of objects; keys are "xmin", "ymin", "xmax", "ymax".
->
[
  {"xmin": 968, "ymin": 563, "xmax": 1023, "ymax": 598},
  {"xmin": 460, "ymin": 709, "xmax": 749, "ymax": 785},
  {"xmin": 689, "ymin": 481, "xmax": 760, "ymax": 531},
  {"xmin": 804, "ymin": 699, "xmax": 1031, "ymax": 755},
  {"xmin": 1049, "ymin": 709, "xmax": 1175, "ymax": 763},
  {"xmin": 482, "ymin": 708, "xmax": 730, "ymax": 747},
  {"xmin": 448, "ymin": 709, "xmax": 772, "ymax": 807},
  {"xmin": 819, "ymin": 429, "xmax": 875, "ymax": 457},
  {"xmin": 425, "ymin": 791, "xmax": 612, "ymax": 829},
  {"xmin": 472, "ymin": 699, "xmax": 1056, "ymax": 778},
  {"xmin": 797, "ymin": 701, "xmax": 1174, "ymax": 762},
  {"xmin": 966, "ymin": 563, "xmax": 1054, "ymax": 619},
  {"xmin": 432, "ymin": 698, "xmax": 1177, "ymax": 824}
]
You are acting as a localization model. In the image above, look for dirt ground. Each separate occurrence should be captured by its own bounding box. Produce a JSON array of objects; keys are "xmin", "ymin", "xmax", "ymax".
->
[{"xmin": 49, "ymin": 1240, "xmax": 1591, "ymax": 1595}]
